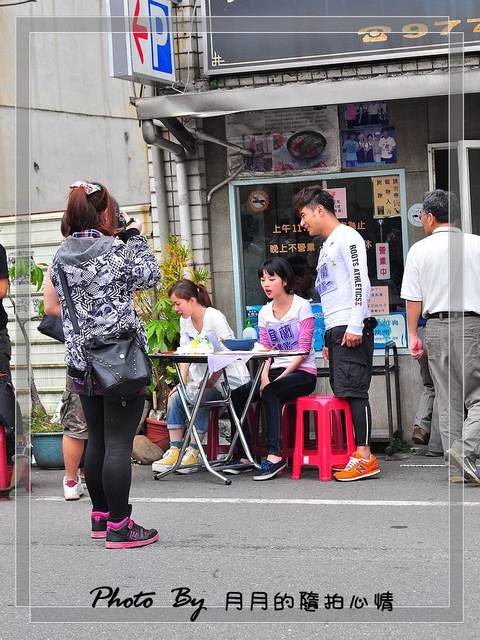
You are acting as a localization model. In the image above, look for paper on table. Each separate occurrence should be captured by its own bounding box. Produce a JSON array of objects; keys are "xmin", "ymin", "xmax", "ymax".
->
[{"xmin": 207, "ymin": 352, "xmax": 254, "ymax": 374}]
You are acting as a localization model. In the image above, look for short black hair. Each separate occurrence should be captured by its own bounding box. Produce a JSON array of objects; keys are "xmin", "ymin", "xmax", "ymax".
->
[
  {"xmin": 292, "ymin": 184, "xmax": 335, "ymax": 216},
  {"xmin": 257, "ymin": 257, "xmax": 295, "ymax": 290},
  {"xmin": 422, "ymin": 189, "xmax": 458, "ymax": 224}
]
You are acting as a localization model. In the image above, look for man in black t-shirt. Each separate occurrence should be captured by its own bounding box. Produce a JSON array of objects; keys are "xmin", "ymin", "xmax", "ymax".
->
[{"xmin": 0, "ymin": 244, "xmax": 11, "ymax": 375}]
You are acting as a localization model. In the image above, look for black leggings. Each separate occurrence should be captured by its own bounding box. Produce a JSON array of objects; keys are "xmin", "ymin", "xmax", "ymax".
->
[
  {"xmin": 346, "ymin": 396, "xmax": 372, "ymax": 448},
  {"xmin": 79, "ymin": 394, "xmax": 145, "ymax": 522}
]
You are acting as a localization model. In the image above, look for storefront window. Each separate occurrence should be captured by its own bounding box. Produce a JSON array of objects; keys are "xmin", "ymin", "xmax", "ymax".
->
[{"xmin": 231, "ymin": 170, "xmax": 407, "ymax": 352}]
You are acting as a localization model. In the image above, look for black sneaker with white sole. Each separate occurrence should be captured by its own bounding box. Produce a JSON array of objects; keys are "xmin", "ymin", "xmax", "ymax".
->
[
  {"xmin": 222, "ymin": 460, "xmax": 254, "ymax": 475},
  {"xmin": 446, "ymin": 449, "xmax": 480, "ymax": 484},
  {"xmin": 253, "ymin": 460, "xmax": 286, "ymax": 481}
]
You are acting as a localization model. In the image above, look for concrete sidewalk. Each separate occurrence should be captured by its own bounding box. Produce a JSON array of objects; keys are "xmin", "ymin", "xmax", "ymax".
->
[{"xmin": 3, "ymin": 452, "xmax": 480, "ymax": 639}]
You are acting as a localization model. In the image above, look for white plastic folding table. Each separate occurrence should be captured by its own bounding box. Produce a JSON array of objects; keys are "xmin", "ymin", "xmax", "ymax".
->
[{"xmin": 151, "ymin": 350, "xmax": 307, "ymax": 484}]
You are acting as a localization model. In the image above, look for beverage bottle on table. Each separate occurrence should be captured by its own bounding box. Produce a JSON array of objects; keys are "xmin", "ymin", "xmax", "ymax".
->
[{"xmin": 242, "ymin": 318, "xmax": 257, "ymax": 339}]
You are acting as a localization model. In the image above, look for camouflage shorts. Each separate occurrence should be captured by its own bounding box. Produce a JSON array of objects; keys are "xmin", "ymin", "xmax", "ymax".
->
[{"xmin": 61, "ymin": 376, "xmax": 88, "ymax": 439}]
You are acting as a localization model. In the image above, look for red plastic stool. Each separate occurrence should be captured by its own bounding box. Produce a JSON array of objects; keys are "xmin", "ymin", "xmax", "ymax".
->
[
  {"xmin": 0, "ymin": 429, "xmax": 33, "ymax": 500},
  {"xmin": 291, "ymin": 396, "xmax": 356, "ymax": 481},
  {"xmin": 0, "ymin": 427, "xmax": 9, "ymax": 500}
]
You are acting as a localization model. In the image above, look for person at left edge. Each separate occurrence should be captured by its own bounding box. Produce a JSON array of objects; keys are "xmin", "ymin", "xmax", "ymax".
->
[
  {"xmin": 44, "ymin": 180, "xmax": 161, "ymax": 549},
  {"xmin": 0, "ymin": 242, "xmax": 21, "ymax": 472},
  {"xmin": 0, "ymin": 243, "xmax": 11, "ymax": 377}
]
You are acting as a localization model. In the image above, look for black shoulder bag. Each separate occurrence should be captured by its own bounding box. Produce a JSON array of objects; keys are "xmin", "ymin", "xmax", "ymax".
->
[
  {"xmin": 58, "ymin": 267, "xmax": 152, "ymax": 398},
  {"xmin": 37, "ymin": 314, "xmax": 65, "ymax": 342}
]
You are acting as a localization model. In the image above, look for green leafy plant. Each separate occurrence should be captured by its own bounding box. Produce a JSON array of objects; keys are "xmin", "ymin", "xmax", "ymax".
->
[
  {"xmin": 134, "ymin": 234, "xmax": 209, "ymax": 416},
  {"xmin": 393, "ymin": 437, "xmax": 417, "ymax": 453},
  {"xmin": 8, "ymin": 257, "xmax": 47, "ymax": 413},
  {"xmin": 9, "ymin": 258, "xmax": 44, "ymax": 291},
  {"xmin": 30, "ymin": 407, "xmax": 62, "ymax": 433}
]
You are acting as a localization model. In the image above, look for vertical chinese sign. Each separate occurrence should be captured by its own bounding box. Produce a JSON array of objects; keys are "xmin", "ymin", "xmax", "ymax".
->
[{"xmin": 372, "ymin": 175, "xmax": 401, "ymax": 218}]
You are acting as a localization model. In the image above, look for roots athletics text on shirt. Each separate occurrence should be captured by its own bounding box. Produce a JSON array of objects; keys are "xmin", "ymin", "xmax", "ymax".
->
[{"xmin": 315, "ymin": 224, "xmax": 371, "ymax": 335}]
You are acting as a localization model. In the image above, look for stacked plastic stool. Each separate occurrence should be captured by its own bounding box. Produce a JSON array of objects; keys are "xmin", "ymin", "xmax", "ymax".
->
[
  {"xmin": 204, "ymin": 408, "xmax": 230, "ymax": 461},
  {"xmin": 205, "ymin": 406, "xmax": 258, "ymax": 461},
  {"xmin": 291, "ymin": 395, "xmax": 356, "ymax": 481}
]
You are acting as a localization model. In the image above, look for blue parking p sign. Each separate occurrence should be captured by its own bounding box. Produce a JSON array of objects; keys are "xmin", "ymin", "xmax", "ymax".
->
[
  {"xmin": 107, "ymin": 0, "xmax": 176, "ymax": 85},
  {"xmin": 149, "ymin": 0, "xmax": 173, "ymax": 74}
]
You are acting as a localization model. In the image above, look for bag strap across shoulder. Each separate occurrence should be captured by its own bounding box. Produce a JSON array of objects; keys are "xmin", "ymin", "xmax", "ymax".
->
[{"xmin": 58, "ymin": 266, "xmax": 80, "ymax": 335}]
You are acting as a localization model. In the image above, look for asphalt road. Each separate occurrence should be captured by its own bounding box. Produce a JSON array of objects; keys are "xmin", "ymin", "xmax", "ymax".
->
[{"xmin": 3, "ymin": 451, "xmax": 480, "ymax": 639}]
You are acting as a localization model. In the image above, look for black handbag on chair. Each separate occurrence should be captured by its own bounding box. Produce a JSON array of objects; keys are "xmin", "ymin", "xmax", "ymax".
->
[{"xmin": 58, "ymin": 267, "xmax": 151, "ymax": 398}]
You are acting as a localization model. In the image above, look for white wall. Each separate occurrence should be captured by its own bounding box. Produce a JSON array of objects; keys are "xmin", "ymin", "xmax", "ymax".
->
[
  {"xmin": 0, "ymin": 1, "xmax": 154, "ymax": 409},
  {"xmin": 0, "ymin": 1, "xmax": 151, "ymax": 216}
]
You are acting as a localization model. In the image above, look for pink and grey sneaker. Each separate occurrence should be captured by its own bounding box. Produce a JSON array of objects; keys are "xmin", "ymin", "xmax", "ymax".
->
[
  {"xmin": 91, "ymin": 504, "xmax": 132, "ymax": 539},
  {"xmin": 105, "ymin": 517, "xmax": 159, "ymax": 549},
  {"xmin": 91, "ymin": 510, "xmax": 110, "ymax": 539}
]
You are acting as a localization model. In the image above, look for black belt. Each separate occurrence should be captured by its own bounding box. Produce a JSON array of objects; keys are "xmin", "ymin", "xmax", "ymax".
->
[
  {"xmin": 68, "ymin": 366, "xmax": 85, "ymax": 379},
  {"xmin": 428, "ymin": 312, "xmax": 480, "ymax": 320}
]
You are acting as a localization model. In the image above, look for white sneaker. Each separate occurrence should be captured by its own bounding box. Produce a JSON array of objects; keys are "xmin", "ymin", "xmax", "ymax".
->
[{"xmin": 63, "ymin": 475, "xmax": 84, "ymax": 501}]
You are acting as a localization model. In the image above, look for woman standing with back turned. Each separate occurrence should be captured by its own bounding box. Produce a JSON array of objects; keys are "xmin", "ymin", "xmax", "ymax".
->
[{"xmin": 44, "ymin": 180, "xmax": 161, "ymax": 549}]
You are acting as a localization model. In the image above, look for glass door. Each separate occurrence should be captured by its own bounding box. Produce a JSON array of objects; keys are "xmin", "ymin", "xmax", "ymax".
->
[
  {"xmin": 458, "ymin": 141, "xmax": 480, "ymax": 234},
  {"xmin": 428, "ymin": 141, "xmax": 480, "ymax": 233}
]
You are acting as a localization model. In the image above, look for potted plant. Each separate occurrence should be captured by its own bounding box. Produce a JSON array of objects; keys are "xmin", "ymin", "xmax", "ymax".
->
[
  {"xmin": 30, "ymin": 407, "xmax": 65, "ymax": 469},
  {"xmin": 8, "ymin": 256, "xmax": 48, "ymax": 413},
  {"xmin": 135, "ymin": 234, "xmax": 209, "ymax": 447}
]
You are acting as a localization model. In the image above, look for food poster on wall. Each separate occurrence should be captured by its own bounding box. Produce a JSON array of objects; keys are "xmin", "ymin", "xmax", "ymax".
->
[
  {"xmin": 226, "ymin": 105, "xmax": 340, "ymax": 175},
  {"xmin": 372, "ymin": 175, "xmax": 401, "ymax": 218}
]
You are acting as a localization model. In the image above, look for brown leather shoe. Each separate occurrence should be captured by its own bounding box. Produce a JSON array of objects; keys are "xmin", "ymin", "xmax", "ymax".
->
[{"xmin": 412, "ymin": 426, "xmax": 430, "ymax": 445}]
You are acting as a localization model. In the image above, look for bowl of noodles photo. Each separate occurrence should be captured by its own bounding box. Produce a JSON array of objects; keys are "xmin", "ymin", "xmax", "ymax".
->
[{"xmin": 286, "ymin": 130, "xmax": 327, "ymax": 162}]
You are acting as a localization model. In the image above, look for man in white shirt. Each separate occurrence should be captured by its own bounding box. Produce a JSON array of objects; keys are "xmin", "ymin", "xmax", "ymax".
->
[
  {"xmin": 401, "ymin": 189, "xmax": 480, "ymax": 483},
  {"xmin": 293, "ymin": 185, "xmax": 380, "ymax": 482},
  {"xmin": 378, "ymin": 127, "xmax": 396, "ymax": 163}
]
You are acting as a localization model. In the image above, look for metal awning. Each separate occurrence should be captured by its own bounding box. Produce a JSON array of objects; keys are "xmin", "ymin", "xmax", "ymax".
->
[{"xmin": 134, "ymin": 67, "xmax": 478, "ymax": 120}]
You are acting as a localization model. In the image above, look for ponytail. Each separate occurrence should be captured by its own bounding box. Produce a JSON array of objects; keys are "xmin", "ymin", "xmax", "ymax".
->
[
  {"xmin": 62, "ymin": 180, "xmax": 117, "ymax": 236},
  {"xmin": 196, "ymin": 283, "xmax": 213, "ymax": 308}
]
